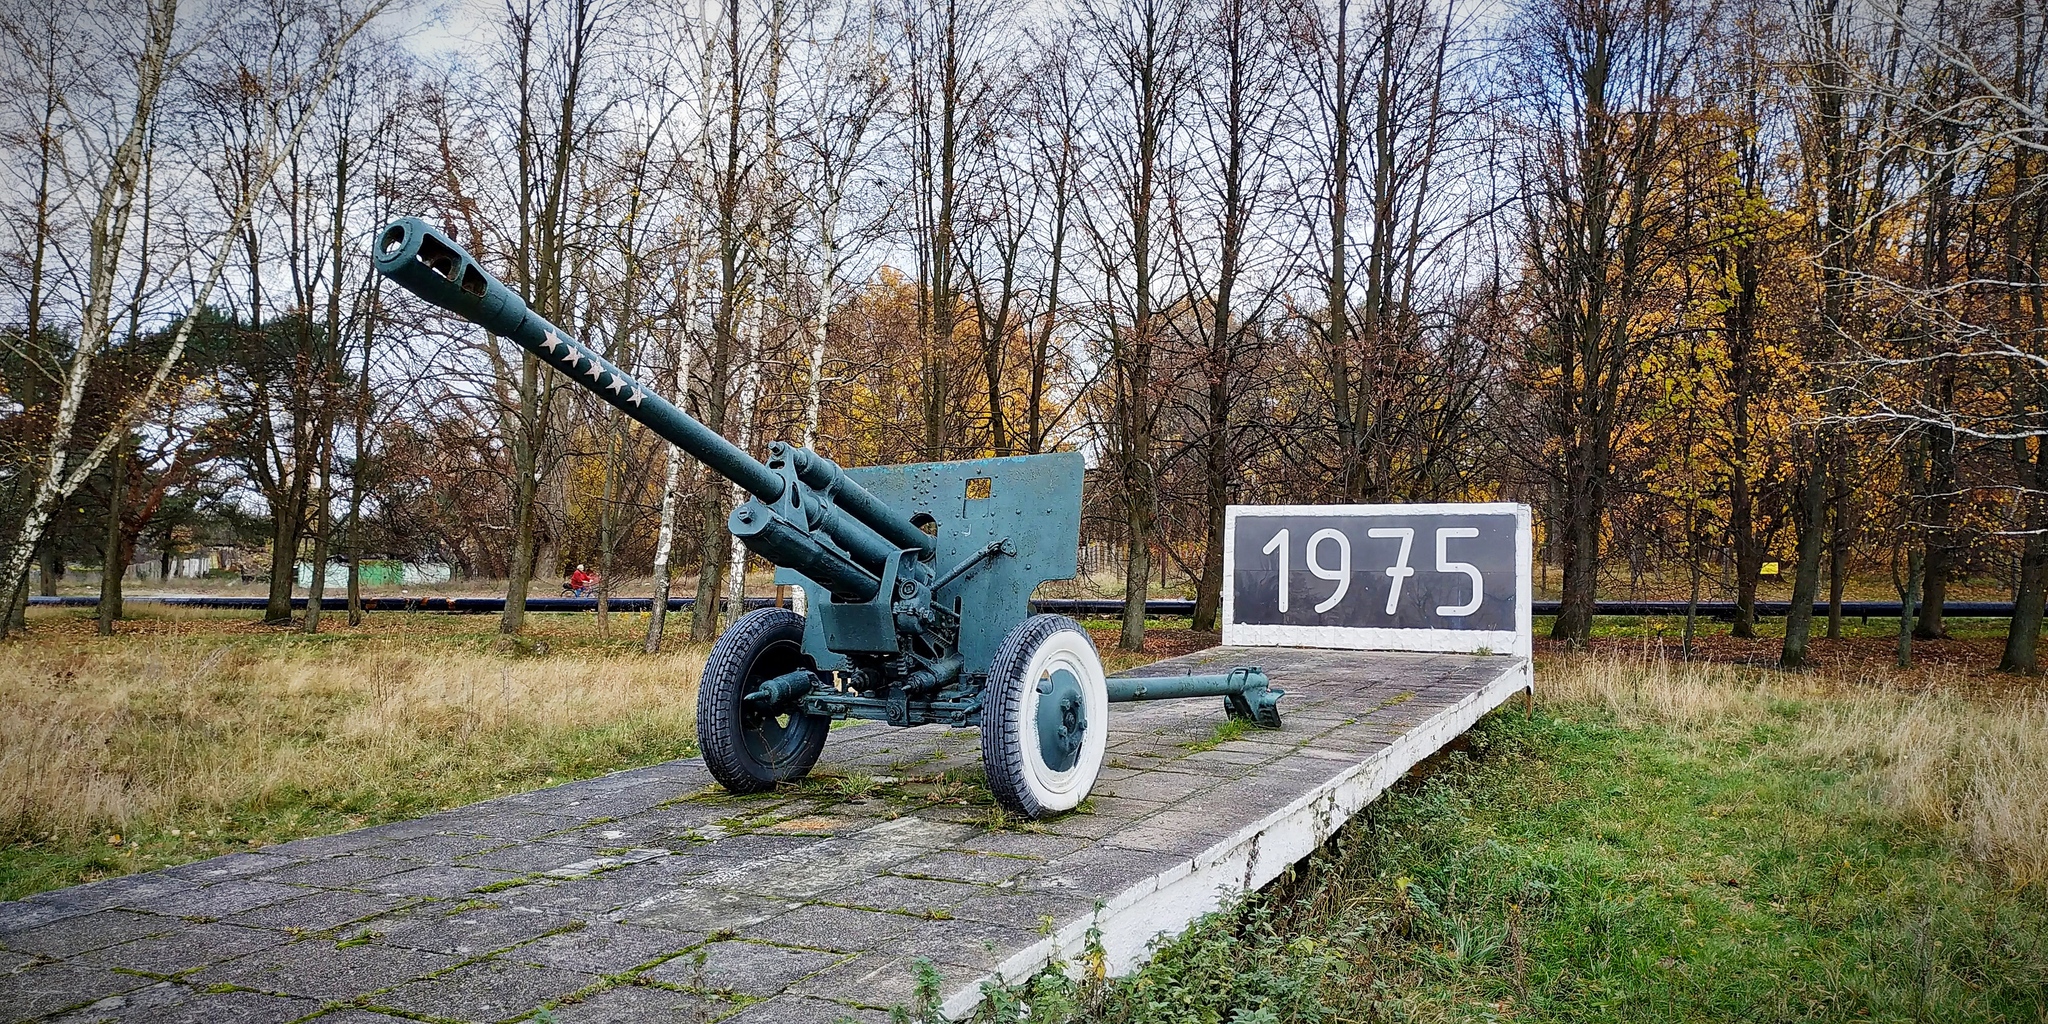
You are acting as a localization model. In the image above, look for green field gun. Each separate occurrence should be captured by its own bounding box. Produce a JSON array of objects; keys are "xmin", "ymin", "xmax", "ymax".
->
[{"xmin": 373, "ymin": 217, "xmax": 1283, "ymax": 817}]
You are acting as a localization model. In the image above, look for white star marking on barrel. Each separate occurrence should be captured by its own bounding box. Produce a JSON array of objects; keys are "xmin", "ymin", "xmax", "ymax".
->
[
  {"xmin": 628, "ymin": 388, "xmax": 644, "ymax": 406},
  {"xmin": 539, "ymin": 330, "xmax": 563, "ymax": 356}
]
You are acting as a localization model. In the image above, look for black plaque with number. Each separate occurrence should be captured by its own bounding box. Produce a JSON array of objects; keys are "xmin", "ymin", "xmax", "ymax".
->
[{"xmin": 1230, "ymin": 511, "xmax": 1519, "ymax": 630}]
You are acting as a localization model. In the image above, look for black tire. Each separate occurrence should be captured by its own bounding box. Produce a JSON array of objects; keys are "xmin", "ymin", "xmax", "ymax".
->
[
  {"xmin": 697, "ymin": 607, "xmax": 829, "ymax": 793},
  {"xmin": 980, "ymin": 614, "xmax": 1109, "ymax": 819}
]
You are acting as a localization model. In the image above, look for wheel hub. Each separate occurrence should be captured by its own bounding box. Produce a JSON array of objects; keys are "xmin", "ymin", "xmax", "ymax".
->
[
  {"xmin": 1034, "ymin": 668, "xmax": 1088, "ymax": 772},
  {"xmin": 738, "ymin": 647, "xmax": 813, "ymax": 766}
]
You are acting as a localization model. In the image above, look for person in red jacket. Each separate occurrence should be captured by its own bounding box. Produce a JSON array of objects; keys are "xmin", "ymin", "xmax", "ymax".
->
[{"xmin": 565, "ymin": 564, "xmax": 594, "ymax": 597}]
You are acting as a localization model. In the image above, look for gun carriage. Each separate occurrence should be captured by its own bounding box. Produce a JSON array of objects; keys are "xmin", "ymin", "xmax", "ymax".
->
[{"xmin": 374, "ymin": 217, "xmax": 1283, "ymax": 817}]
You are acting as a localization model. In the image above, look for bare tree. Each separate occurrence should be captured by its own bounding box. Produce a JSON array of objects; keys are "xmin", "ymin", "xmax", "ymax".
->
[
  {"xmin": 1824, "ymin": 0, "xmax": 2047, "ymax": 669},
  {"xmin": 793, "ymin": 2, "xmax": 891, "ymax": 457},
  {"xmin": 895, "ymin": 0, "xmax": 1005, "ymax": 458},
  {"xmin": 1175, "ymin": 0, "xmax": 1287, "ymax": 630},
  {"xmin": 1015, "ymin": 40, "xmax": 1091, "ymax": 456},
  {"xmin": 644, "ymin": 0, "xmax": 722, "ymax": 652},
  {"xmin": 1779, "ymin": 0, "xmax": 1914, "ymax": 666},
  {"xmin": 490, "ymin": 0, "xmax": 629, "ymax": 635},
  {"xmin": 688, "ymin": 0, "xmax": 775, "ymax": 640},
  {"xmin": 0, "ymin": 6, "xmax": 77, "ymax": 626},
  {"xmin": 190, "ymin": 5, "xmax": 378, "ymax": 626},
  {"xmin": 1509, "ymin": 0, "xmax": 1709, "ymax": 645},
  {"xmin": 1079, "ymin": 0, "xmax": 1198, "ymax": 650}
]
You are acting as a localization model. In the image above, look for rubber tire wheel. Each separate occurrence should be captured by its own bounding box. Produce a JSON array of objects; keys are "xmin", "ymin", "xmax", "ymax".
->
[
  {"xmin": 697, "ymin": 607, "xmax": 829, "ymax": 793},
  {"xmin": 981, "ymin": 614, "xmax": 1109, "ymax": 819}
]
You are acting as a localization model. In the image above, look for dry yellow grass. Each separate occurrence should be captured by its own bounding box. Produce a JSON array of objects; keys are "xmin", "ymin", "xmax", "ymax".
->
[
  {"xmin": 1540, "ymin": 653, "xmax": 2048, "ymax": 887},
  {"xmin": 1, "ymin": 608, "xmax": 707, "ymax": 896}
]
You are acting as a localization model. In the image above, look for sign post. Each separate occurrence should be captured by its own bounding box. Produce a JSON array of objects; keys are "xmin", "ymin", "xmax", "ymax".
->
[{"xmin": 1223, "ymin": 503, "xmax": 1532, "ymax": 657}]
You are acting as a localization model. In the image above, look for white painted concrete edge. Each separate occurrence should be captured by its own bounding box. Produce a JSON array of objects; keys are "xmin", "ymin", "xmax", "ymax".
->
[
  {"xmin": 939, "ymin": 655, "xmax": 1536, "ymax": 1020},
  {"xmin": 1225, "ymin": 623, "xmax": 1525, "ymax": 656}
]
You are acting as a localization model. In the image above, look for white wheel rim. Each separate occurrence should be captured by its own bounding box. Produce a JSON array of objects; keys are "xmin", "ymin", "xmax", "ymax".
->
[{"xmin": 1013, "ymin": 628, "xmax": 1107, "ymax": 812}]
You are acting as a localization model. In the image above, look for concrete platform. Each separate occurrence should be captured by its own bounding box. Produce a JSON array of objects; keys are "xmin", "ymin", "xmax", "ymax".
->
[{"xmin": 0, "ymin": 648, "xmax": 1530, "ymax": 1024}]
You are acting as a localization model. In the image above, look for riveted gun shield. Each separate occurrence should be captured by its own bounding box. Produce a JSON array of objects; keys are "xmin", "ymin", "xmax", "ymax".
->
[{"xmin": 373, "ymin": 217, "xmax": 1284, "ymax": 818}]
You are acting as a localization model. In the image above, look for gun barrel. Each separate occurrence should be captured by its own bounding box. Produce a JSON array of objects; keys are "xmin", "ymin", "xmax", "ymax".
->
[{"xmin": 372, "ymin": 217, "xmax": 784, "ymax": 504}]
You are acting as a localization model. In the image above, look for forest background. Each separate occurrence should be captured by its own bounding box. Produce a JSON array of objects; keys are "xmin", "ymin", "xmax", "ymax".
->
[{"xmin": 2, "ymin": 0, "xmax": 2045, "ymax": 671}]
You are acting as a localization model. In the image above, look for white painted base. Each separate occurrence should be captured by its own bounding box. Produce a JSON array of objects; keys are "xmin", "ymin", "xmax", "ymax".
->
[{"xmin": 941, "ymin": 655, "xmax": 1535, "ymax": 1020}]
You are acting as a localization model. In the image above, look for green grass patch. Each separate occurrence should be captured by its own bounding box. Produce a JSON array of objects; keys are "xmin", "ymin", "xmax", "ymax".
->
[
  {"xmin": 1077, "ymin": 616, "xmax": 1199, "ymax": 632},
  {"xmin": 968, "ymin": 685, "xmax": 2048, "ymax": 1023},
  {"xmin": 1183, "ymin": 718, "xmax": 1250, "ymax": 752}
]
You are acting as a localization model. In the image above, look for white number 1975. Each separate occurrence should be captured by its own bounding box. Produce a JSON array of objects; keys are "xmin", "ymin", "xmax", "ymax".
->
[{"xmin": 1260, "ymin": 525, "xmax": 1484, "ymax": 617}]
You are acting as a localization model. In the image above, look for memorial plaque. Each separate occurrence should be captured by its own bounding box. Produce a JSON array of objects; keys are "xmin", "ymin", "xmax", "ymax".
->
[{"xmin": 1223, "ymin": 503, "xmax": 1532, "ymax": 655}]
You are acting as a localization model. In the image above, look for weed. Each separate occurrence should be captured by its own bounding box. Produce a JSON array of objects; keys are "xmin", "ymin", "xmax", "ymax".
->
[
  {"xmin": 975, "ymin": 804, "xmax": 1052, "ymax": 834},
  {"xmin": 1183, "ymin": 718, "xmax": 1248, "ymax": 752},
  {"xmin": 795, "ymin": 769, "xmax": 888, "ymax": 804},
  {"xmin": 891, "ymin": 958, "xmax": 946, "ymax": 1023},
  {"xmin": 834, "ymin": 771, "xmax": 884, "ymax": 801}
]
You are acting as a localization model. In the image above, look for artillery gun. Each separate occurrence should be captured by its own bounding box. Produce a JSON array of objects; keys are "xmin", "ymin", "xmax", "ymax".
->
[{"xmin": 373, "ymin": 217, "xmax": 1283, "ymax": 818}]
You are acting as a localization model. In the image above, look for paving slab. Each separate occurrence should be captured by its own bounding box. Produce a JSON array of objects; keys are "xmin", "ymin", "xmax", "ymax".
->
[
  {"xmin": 43, "ymin": 983, "xmax": 322, "ymax": 1024},
  {"xmin": 0, "ymin": 647, "xmax": 1527, "ymax": 1022},
  {"xmin": 544, "ymin": 983, "xmax": 730, "ymax": 1023},
  {"xmin": 80, "ymin": 921, "xmax": 286, "ymax": 974},
  {"xmin": 374, "ymin": 958, "xmax": 599, "ymax": 1020},
  {"xmin": 226, "ymin": 888, "xmax": 411, "ymax": 932},
  {"xmin": 509, "ymin": 920, "xmax": 701, "ymax": 974},
  {"xmin": 366, "ymin": 902, "xmax": 575, "ymax": 957},
  {"xmin": 0, "ymin": 909, "xmax": 178, "ymax": 959},
  {"xmin": 0, "ymin": 962, "xmax": 150, "ymax": 1023},
  {"xmin": 187, "ymin": 940, "xmax": 460, "ymax": 1001},
  {"xmin": 641, "ymin": 939, "xmax": 845, "ymax": 996}
]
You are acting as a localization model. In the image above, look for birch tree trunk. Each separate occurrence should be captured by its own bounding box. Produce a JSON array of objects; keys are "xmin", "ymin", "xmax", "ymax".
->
[
  {"xmin": 803, "ymin": 219, "xmax": 835, "ymax": 453},
  {"xmin": 0, "ymin": 0, "xmax": 176, "ymax": 618},
  {"xmin": 645, "ymin": 446, "xmax": 689, "ymax": 651},
  {"xmin": 721, "ymin": 291, "xmax": 769, "ymax": 625},
  {"xmin": 645, "ymin": 259, "xmax": 700, "ymax": 652},
  {"xmin": 690, "ymin": 0, "xmax": 751, "ymax": 641},
  {"xmin": 790, "ymin": 219, "xmax": 837, "ymax": 621}
]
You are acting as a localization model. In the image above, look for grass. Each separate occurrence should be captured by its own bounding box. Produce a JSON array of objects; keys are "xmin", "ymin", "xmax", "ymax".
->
[
  {"xmin": 0, "ymin": 606, "xmax": 707, "ymax": 900},
  {"xmin": 973, "ymin": 655, "xmax": 2048, "ymax": 1024},
  {"xmin": 1183, "ymin": 718, "xmax": 1251, "ymax": 752}
]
